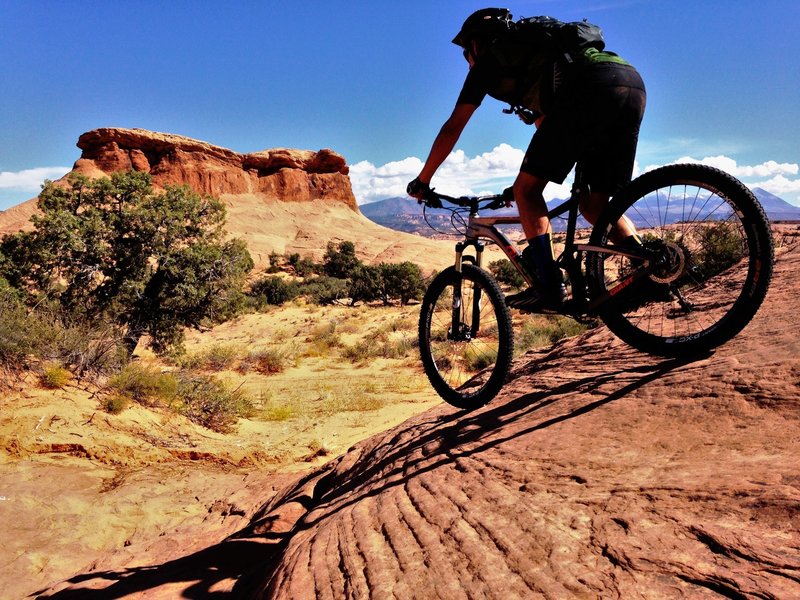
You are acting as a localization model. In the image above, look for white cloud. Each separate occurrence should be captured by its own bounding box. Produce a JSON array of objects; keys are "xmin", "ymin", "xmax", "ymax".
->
[
  {"xmin": 0, "ymin": 167, "xmax": 70, "ymax": 191},
  {"xmin": 351, "ymin": 144, "xmax": 571, "ymax": 204},
  {"xmin": 644, "ymin": 156, "xmax": 800, "ymax": 205},
  {"xmin": 354, "ymin": 149, "xmax": 800, "ymax": 208},
  {"xmin": 665, "ymin": 156, "xmax": 799, "ymax": 179},
  {"xmin": 756, "ymin": 174, "xmax": 800, "ymax": 198}
]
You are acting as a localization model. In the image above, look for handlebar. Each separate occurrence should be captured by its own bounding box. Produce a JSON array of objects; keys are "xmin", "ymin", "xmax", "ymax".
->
[{"xmin": 420, "ymin": 189, "xmax": 512, "ymax": 213}]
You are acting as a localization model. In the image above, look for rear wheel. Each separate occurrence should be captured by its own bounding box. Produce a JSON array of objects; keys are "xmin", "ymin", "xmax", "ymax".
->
[
  {"xmin": 418, "ymin": 265, "xmax": 514, "ymax": 409},
  {"xmin": 587, "ymin": 164, "xmax": 773, "ymax": 356}
]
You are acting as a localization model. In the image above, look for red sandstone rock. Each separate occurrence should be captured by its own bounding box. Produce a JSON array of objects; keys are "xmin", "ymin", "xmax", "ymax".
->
[{"xmin": 71, "ymin": 128, "xmax": 356, "ymax": 209}]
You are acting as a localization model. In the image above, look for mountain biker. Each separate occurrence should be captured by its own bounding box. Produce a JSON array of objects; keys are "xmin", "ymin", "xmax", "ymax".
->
[{"xmin": 407, "ymin": 7, "xmax": 646, "ymax": 312}]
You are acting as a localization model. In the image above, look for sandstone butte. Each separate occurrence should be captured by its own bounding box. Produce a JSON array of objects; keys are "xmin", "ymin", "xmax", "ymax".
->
[{"xmin": 0, "ymin": 127, "xmax": 458, "ymax": 270}]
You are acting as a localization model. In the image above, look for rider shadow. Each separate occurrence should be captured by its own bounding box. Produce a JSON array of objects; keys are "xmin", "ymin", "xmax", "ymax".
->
[{"xmin": 35, "ymin": 350, "xmax": 708, "ymax": 599}]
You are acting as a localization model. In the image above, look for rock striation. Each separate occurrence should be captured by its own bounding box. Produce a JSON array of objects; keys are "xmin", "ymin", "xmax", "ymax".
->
[{"xmin": 73, "ymin": 128, "xmax": 357, "ymax": 210}]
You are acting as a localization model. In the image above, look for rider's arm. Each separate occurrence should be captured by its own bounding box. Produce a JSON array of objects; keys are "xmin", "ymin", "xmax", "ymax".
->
[{"xmin": 417, "ymin": 102, "xmax": 478, "ymax": 184}]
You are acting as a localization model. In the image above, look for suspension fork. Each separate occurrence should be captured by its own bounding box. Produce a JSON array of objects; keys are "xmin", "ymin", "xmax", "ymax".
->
[{"xmin": 450, "ymin": 240, "xmax": 485, "ymax": 341}]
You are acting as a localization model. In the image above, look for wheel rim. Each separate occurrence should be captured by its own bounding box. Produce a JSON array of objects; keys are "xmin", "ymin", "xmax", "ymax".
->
[
  {"xmin": 598, "ymin": 180, "xmax": 754, "ymax": 341},
  {"xmin": 426, "ymin": 276, "xmax": 503, "ymax": 396}
]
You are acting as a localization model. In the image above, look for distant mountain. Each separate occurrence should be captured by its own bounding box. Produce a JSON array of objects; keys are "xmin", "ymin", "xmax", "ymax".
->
[
  {"xmin": 360, "ymin": 197, "xmax": 472, "ymax": 238},
  {"xmin": 360, "ymin": 197, "xmax": 422, "ymax": 218},
  {"xmin": 362, "ymin": 188, "xmax": 800, "ymax": 239},
  {"xmin": 753, "ymin": 188, "xmax": 800, "ymax": 221}
]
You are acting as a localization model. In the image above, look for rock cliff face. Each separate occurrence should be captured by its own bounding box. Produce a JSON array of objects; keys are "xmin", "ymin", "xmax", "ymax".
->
[{"xmin": 73, "ymin": 128, "xmax": 357, "ymax": 210}]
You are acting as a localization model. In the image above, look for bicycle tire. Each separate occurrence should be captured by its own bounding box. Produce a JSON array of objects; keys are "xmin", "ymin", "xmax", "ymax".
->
[
  {"xmin": 418, "ymin": 264, "xmax": 514, "ymax": 409},
  {"xmin": 587, "ymin": 163, "xmax": 773, "ymax": 356}
]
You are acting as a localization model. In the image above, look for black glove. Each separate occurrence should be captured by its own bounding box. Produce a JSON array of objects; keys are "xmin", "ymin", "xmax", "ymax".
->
[
  {"xmin": 407, "ymin": 178, "xmax": 442, "ymax": 208},
  {"xmin": 501, "ymin": 186, "xmax": 514, "ymax": 206},
  {"xmin": 407, "ymin": 177, "xmax": 431, "ymax": 200}
]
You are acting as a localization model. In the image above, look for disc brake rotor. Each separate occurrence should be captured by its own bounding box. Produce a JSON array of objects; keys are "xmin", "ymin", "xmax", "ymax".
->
[{"xmin": 650, "ymin": 241, "xmax": 686, "ymax": 284}]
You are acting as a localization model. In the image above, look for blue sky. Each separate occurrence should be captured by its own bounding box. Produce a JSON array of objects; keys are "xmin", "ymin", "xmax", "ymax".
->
[{"xmin": 1, "ymin": 0, "xmax": 798, "ymax": 209}]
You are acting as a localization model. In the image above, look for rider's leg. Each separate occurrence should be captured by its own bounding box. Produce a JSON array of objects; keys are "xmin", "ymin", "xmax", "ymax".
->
[
  {"xmin": 513, "ymin": 171, "xmax": 550, "ymax": 238},
  {"xmin": 506, "ymin": 172, "xmax": 566, "ymax": 311},
  {"xmin": 579, "ymin": 190, "xmax": 638, "ymax": 243}
]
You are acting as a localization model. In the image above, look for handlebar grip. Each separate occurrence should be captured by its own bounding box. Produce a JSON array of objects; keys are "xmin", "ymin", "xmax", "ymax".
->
[{"xmin": 423, "ymin": 192, "xmax": 443, "ymax": 209}]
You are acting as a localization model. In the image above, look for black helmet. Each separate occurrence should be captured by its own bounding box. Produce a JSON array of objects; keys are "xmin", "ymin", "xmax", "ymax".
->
[{"xmin": 452, "ymin": 8, "xmax": 512, "ymax": 48}]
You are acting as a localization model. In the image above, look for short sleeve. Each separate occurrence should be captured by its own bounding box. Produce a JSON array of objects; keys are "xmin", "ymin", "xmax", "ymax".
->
[{"xmin": 456, "ymin": 65, "xmax": 488, "ymax": 107}]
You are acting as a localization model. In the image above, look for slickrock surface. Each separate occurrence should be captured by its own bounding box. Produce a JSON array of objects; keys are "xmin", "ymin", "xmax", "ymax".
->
[{"xmin": 38, "ymin": 248, "xmax": 799, "ymax": 598}]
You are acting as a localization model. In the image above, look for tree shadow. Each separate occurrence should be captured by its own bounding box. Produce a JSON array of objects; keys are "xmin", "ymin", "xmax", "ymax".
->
[
  {"xmin": 36, "ymin": 350, "xmax": 705, "ymax": 599},
  {"xmin": 33, "ymin": 537, "xmax": 281, "ymax": 599}
]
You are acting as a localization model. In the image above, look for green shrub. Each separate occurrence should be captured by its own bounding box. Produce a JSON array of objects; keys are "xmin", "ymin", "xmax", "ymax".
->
[
  {"xmin": 249, "ymin": 276, "xmax": 299, "ymax": 307},
  {"xmin": 341, "ymin": 333, "xmax": 415, "ymax": 363},
  {"xmin": 173, "ymin": 374, "xmax": 255, "ymax": 433},
  {"xmin": 261, "ymin": 403, "xmax": 295, "ymax": 421},
  {"xmin": 379, "ymin": 262, "xmax": 425, "ymax": 305},
  {"xmin": 0, "ymin": 286, "xmax": 127, "ymax": 377},
  {"xmin": 108, "ymin": 363, "xmax": 177, "ymax": 404},
  {"xmin": 199, "ymin": 344, "xmax": 242, "ymax": 371},
  {"xmin": 301, "ymin": 276, "xmax": 349, "ymax": 305},
  {"xmin": 103, "ymin": 394, "xmax": 130, "ymax": 415},
  {"xmin": 50, "ymin": 319, "xmax": 129, "ymax": 377},
  {"xmin": 323, "ymin": 241, "xmax": 361, "ymax": 279},
  {"xmin": 694, "ymin": 222, "xmax": 745, "ymax": 279},
  {"xmin": 516, "ymin": 316, "xmax": 588, "ymax": 353},
  {"xmin": 489, "ymin": 259, "xmax": 525, "ymax": 289},
  {"xmin": 1, "ymin": 171, "xmax": 253, "ymax": 357},
  {"xmin": 245, "ymin": 348, "xmax": 289, "ymax": 375},
  {"xmin": 465, "ymin": 347, "xmax": 498, "ymax": 371},
  {"xmin": 347, "ymin": 264, "xmax": 382, "ymax": 305},
  {"xmin": 286, "ymin": 253, "xmax": 322, "ymax": 277},
  {"xmin": 0, "ymin": 286, "xmax": 45, "ymax": 367},
  {"xmin": 304, "ymin": 321, "xmax": 342, "ymax": 357}
]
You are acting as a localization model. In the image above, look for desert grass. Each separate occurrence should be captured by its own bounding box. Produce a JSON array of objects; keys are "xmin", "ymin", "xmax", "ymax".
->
[
  {"xmin": 39, "ymin": 364, "xmax": 72, "ymax": 389},
  {"xmin": 159, "ymin": 299, "xmax": 587, "ymax": 457},
  {"xmin": 515, "ymin": 315, "xmax": 590, "ymax": 354}
]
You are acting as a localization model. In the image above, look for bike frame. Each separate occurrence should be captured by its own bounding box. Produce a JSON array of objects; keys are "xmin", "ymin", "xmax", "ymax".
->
[{"xmin": 445, "ymin": 171, "xmax": 652, "ymax": 322}]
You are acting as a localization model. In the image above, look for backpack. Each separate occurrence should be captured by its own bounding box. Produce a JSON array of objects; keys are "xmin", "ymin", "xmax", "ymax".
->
[
  {"xmin": 515, "ymin": 16, "xmax": 605, "ymax": 63},
  {"xmin": 488, "ymin": 16, "xmax": 607, "ymax": 120}
]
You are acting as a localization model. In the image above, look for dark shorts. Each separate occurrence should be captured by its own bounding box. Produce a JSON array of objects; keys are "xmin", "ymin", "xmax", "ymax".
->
[{"xmin": 520, "ymin": 63, "xmax": 646, "ymax": 195}]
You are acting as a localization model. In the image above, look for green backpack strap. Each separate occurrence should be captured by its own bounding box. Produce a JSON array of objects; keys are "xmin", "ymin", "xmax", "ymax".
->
[{"xmin": 580, "ymin": 47, "xmax": 631, "ymax": 66}]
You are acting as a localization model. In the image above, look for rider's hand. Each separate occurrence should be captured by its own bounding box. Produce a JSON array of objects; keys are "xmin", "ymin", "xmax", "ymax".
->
[
  {"xmin": 501, "ymin": 186, "xmax": 514, "ymax": 207},
  {"xmin": 407, "ymin": 177, "xmax": 431, "ymax": 201}
]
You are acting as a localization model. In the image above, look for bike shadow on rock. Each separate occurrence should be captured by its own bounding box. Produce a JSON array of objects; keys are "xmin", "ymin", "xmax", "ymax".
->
[
  {"xmin": 36, "ymin": 346, "xmax": 708, "ymax": 599},
  {"xmin": 289, "ymin": 350, "xmax": 707, "ymax": 528}
]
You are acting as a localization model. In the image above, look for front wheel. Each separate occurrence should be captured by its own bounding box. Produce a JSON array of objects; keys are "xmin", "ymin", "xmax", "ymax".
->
[
  {"xmin": 587, "ymin": 164, "xmax": 774, "ymax": 356},
  {"xmin": 419, "ymin": 264, "xmax": 514, "ymax": 409}
]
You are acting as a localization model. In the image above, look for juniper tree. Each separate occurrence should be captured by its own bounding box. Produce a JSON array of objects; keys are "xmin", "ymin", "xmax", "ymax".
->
[{"xmin": 0, "ymin": 171, "xmax": 253, "ymax": 355}]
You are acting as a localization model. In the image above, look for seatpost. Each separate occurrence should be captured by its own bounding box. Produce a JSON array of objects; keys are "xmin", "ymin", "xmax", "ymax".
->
[{"xmin": 564, "ymin": 164, "xmax": 588, "ymax": 251}]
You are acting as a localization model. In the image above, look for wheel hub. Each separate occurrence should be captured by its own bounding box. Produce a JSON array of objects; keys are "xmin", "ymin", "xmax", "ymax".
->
[
  {"xmin": 650, "ymin": 240, "xmax": 686, "ymax": 284},
  {"xmin": 448, "ymin": 323, "xmax": 472, "ymax": 342}
]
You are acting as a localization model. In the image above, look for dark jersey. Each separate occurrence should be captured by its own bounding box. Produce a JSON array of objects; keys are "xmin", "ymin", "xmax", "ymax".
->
[
  {"xmin": 456, "ymin": 37, "xmax": 556, "ymax": 113},
  {"xmin": 456, "ymin": 41, "xmax": 635, "ymax": 116}
]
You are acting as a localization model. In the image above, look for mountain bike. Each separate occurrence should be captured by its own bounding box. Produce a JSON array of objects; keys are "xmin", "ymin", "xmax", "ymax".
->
[{"xmin": 417, "ymin": 164, "xmax": 774, "ymax": 409}]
